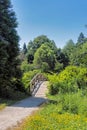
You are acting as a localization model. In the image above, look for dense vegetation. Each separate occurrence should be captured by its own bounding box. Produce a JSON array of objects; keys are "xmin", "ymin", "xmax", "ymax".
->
[
  {"xmin": 15, "ymin": 32, "xmax": 87, "ymax": 129},
  {"xmin": 20, "ymin": 32, "xmax": 87, "ymax": 92},
  {"xmin": 15, "ymin": 31, "xmax": 87, "ymax": 129},
  {"xmin": 0, "ymin": 1, "xmax": 87, "ymax": 129},
  {"xmin": 48, "ymin": 66, "xmax": 87, "ymax": 94},
  {"xmin": 0, "ymin": 0, "xmax": 26, "ymax": 99},
  {"xmin": 17, "ymin": 107, "xmax": 87, "ymax": 130}
]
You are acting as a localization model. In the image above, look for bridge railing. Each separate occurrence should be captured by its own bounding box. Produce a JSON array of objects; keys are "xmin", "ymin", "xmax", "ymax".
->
[{"xmin": 30, "ymin": 73, "xmax": 47, "ymax": 95}]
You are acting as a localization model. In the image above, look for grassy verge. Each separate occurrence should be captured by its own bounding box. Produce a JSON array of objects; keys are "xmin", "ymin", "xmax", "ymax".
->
[
  {"xmin": 16, "ymin": 113, "xmax": 87, "ymax": 130},
  {"xmin": 0, "ymin": 103, "xmax": 6, "ymax": 110},
  {"xmin": 0, "ymin": 98, "xmax": 16, "ymax": 110},
  {"xmin": 14, "ymin": 91, "xmax": 87, "ymax": 130}
]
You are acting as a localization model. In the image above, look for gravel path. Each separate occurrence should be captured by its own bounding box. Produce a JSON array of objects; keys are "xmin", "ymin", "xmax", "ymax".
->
[{"xmin": 0, "ymin": 81, "xmax": 48, "ymax": 130}]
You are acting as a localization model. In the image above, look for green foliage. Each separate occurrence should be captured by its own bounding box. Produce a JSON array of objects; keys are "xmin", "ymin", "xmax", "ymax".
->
[
  {"xmin": 61, "ymin": 93, "xmax": 87, "ymax": 115},
  {"xmin": 48, "ymin": 91, "xmax": 87, "ymax": 116},
  {"xmin": 41, "ymin": 62, "xmax": 50, "ymax": 72},
  {"xmin": 77, "ymin": 67, "xmax": 87, "ymax": 89},
  {"xmin": 0, "ymin": 104, "xmax": 6, "ymax": 110},
  {"xmin": 18, "ymin": 91, "xmax": 87, "ymax": 130},
  {"xmin": 77, "ymin": 32, "xmax": 86, "ymax": 44},
  {"xmin": 0, "ymin": 42, "xmax": 8, "ymax": 71},
  {"xmin": 59, "ymin": 34, "xmax": 87, "ymax": 68},
  {"xmin": 0, "ymin": 0, "xmax": 22, "ymax": 98},
  {"xmin": 11, "ymin": 78, "xmax": 25, "ymax": 92},
  {"xmin": 34, "ymin": 43, "xmax": 56, "ymax": 71},
  {"xmin": 27, "ymin": 35, "xmax": 51, "ymax": 63},
  {"xmin": 62, "ymin": 39, "xmax": 75, "ymax": 64},
  {"xmin": 24, "ymin": 35, "xmax": 69, "ymax": 72},
  {"xmin": 0, "ymin": 42, "xmax": 8, "ymax": 86},
  {"xmin": 62, "ymin": 34, "xmax": 87, "ymax": 67},
  {"xmin": 27, "ymin": 35, "xmax": 50, "ymax": 54},
  {"xmin": 48, "ymin": 66, "xmax": 87, "ymax": 95},
  {"xmin": 54, "ymin": 62, "xmax": 63, "ymax": 72},
  {"xmin": 71, "ymin": 42, "xmax": 87, "ymax": 67},
  {"xmin": 21, "ymin": 60, "xmax": 35, "ymax": 72},
  {"xmin": 18, "ymin": 113, "xmax": 87, "ymax": 130},
  {"xmin": 27, "ymin": 54, "xmax": 34, "ymax": 64},
  {"xmin": 33, "ymin": 35, "xmax": 50, "ymax": 49},
  {"xmin": 23, "ymin": 43, "xmax": 27, "ymax": 54},
  {"xmin": 22, "ymin": 70, "xmax": 40, "ymax": 93},
  {"xmin": 57, "ymin": 48, "xmax": 69, "ymax": 67},
  {"xmin": 27, "ymin": 35, "xmax": 58, "ymax": 64}
]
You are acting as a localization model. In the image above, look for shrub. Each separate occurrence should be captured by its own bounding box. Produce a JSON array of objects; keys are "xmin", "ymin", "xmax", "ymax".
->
[
  {"xmin": 48, "ymin": 91, "xmax": 87, "ymax": 116},
  {"xmin": 22, "ymin": 70, "xmax": 40, "ymax": 93},
  {"xmin": 41, "ymin": 62, "xmax": 50, "ymax": 72},
  {"xmin": 21, "ymin": 60, "xmax": 35, "ymax": 72},
  {"xmin": 54, "ymin": 62, "xmax": 63, "ymax": 72},
  {"xmin": 77, "ymin": 67, "xmax": 87, "ymax": 89},
  {"xmin": 48, "ymin": 66, "xmax": 87, "ymax": 94},
  {"xmin": 48, "ymin": 82, "xmax": 60, "ymax": 95},
  {"xmin": 11, "ymin": 78, "xmax": 25, "ymax": 92},
  {"xmin": 18, "ymin": 106, "xmax": 87, "ymax": 130}
]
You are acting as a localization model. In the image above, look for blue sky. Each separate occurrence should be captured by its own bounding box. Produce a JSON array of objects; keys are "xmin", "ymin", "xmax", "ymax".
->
[{"xmin": 11, "ymin": 0, "xmax": 87, "ymax": 48}]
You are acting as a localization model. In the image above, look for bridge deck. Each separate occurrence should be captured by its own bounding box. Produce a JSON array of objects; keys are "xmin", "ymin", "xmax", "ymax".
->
[{"xmin": 35, "ymin": 81, "xmax": 48, "ymax": 98}]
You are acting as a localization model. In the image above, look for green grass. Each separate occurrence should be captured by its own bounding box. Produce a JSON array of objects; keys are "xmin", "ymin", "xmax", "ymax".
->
[
  {"xmin": 15, "ymin": 91, "xmax": 87, "ymax": 130},
  {"xmin": 0, "ymin": 103, "xmax": 6, "ymax": 110},
  {"xmin": 15, "ymin": 107, "xmax": 87, "ymax": 130},
  {"xmin": 47, "ymin": 91, "xmax": 87, "ymax": 116},
  {"xmin": 0, "ymin": 98, "xmax": 15, "ymax": 110}
]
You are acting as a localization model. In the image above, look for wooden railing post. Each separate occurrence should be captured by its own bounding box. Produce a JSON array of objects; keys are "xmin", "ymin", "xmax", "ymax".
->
[{"xmin": 30, "ymin": 73, "xmax": 47, "ymax": 95}]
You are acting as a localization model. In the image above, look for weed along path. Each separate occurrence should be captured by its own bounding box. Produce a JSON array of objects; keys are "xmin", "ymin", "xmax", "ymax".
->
[{"xmin": 0, "ymin": 81, "xmax": 48, "ymax": 130}]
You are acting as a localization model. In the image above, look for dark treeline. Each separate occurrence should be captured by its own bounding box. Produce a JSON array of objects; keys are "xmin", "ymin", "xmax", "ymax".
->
[{"xmin": 0, "ymin": 0, "xmax": 25, "ymax": 99}]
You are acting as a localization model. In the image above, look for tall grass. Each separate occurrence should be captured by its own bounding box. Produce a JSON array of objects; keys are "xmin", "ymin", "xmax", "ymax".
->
[
  {"xmin": 15, "ymin": 91, "xmax": 87, "ymax": 130},
  {"xmin": 48, "ymin": 91, "xmax": 87, "ymax": 116}
]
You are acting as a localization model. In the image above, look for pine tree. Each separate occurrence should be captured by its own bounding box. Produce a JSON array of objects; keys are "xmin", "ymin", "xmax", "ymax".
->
[
  {"xmin": 77, "ymin": 32, "xmax": 85, "ymax": 44},
  {"xmin": 0, "ymin": 0, "xmax": 21, "ymax": 97},
  {"xmin": 23, "ymin": 43, "xmax": 27, "ymax": 54}
]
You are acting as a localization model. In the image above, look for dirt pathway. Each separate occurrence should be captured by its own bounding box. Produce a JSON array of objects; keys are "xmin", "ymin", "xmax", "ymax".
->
[{"xmin": 0, "ymin": 81, "xmax": 48, "ymax": 130}]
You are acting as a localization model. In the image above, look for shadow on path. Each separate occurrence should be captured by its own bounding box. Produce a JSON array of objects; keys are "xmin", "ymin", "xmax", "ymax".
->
[
  {"xmin": 0, "ymin": 81, "xmax": 48, "ymax": 130},
  {"xmin": 12, "ymin": 96, "xmax": 47, "ymax": 108}
]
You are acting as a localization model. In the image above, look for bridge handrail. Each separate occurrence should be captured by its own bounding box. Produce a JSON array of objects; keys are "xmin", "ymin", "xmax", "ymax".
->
[{"xmin": 30, "ymin": 73, "xmax": 47, "ymax": 95}]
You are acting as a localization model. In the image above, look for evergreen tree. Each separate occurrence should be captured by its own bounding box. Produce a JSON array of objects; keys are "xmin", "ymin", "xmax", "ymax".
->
[
  {"xmin": 0, "ymin": 0, "xmax": 20, "ymax": 97},
  {"xmin": 23, "ymin": 43, "xmax": 27, "ymax": 54},
  {"xmin": 62, "ymin": 39, "xmax": 75, "ymax": 64},
  {"xmin": 77, "ymin": 32, "xmax": 85, "ymax": 44}
]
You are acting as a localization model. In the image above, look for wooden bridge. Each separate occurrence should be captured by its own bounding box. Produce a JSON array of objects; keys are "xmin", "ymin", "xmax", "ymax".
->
[
  {"xmin": 30, "ymin": 73, "xmax": 47, "ymax": 96},
  {"xmin": 0, "ymin": 76, "xmax": 48, "ymax": 130}
]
